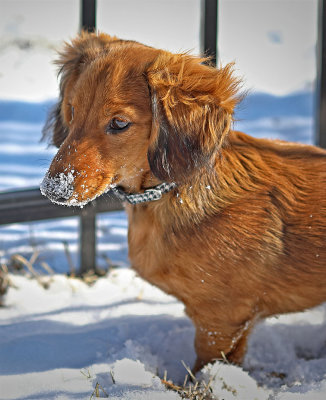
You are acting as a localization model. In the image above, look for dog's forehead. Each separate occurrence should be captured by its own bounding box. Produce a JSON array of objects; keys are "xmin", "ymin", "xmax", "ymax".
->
[
  {"xmin": 103, "ymin": 44, "xmax": 158, "ymax": 83},
  {"xmin": 68, "ymin": 42, "xmax": 160, "ymax": 114},
  {"xmin": 69, "ymin": 48, "xmax": 152, "ymax": 116},
  {"xmin": 89, "ymin": 45, "xmax": 157, "ymax": 103}
]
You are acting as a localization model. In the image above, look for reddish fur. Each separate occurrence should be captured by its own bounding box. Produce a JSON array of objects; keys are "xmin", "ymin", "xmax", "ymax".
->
[{"xmin": 43, "ymin": 32, "xmax": 326, "ymax": 372}]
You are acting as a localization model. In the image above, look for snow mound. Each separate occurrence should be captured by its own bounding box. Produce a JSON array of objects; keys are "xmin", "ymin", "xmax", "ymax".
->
[
  {"xmin": 1, "ymin": 270, "xmax": 326, "ymax": 399},
  {"xmin": 201, "ymin": 362, "xmax": 270, "ymax": 400}
]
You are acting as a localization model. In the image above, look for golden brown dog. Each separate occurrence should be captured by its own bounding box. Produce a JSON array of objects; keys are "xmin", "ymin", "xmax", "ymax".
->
[{"xmin": 41, "ymin": 31, "xmax": 326, "ymax": 372}]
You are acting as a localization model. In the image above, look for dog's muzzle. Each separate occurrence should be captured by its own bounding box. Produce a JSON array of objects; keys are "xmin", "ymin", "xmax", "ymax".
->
[{"xmin": 40, "ymin": 171, "xmax": 75, "ymax": 205}]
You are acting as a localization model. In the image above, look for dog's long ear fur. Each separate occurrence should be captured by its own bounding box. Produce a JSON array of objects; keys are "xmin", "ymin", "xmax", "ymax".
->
[
  {"xmin": 42, "ymin": 31, "xmax": 119, "ymax": 147},
  {"xmin": 146, "ymin": 53, "xmax": 242, "ymax": 183}
]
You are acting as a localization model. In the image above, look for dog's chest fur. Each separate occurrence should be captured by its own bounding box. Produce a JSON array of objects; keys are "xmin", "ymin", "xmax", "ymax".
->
[
  {"xmin": 125, "ymin": 195, "xmax": 278, "ymax": 308},
  {"xmin": 126, "ymin": 203, "xmax": 177, "ymax": 295}
]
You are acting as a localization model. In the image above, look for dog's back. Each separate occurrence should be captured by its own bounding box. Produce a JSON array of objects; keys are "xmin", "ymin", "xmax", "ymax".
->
[{"xmin": 217, "ymin": 131, "xmax": 326, "ymax": 314}]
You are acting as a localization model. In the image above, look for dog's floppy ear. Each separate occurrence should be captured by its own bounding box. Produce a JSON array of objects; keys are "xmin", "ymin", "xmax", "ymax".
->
[
  {"xmin": 42, "ymin": 101, "xmax": 68, "ymax": 148},
  {"xmin": 42, "ymin": 31, "xmax": 119, "ymax": 147},
  {"xmin": 146, "ymin": 53, "xmax": 241, "ymax": 183}
]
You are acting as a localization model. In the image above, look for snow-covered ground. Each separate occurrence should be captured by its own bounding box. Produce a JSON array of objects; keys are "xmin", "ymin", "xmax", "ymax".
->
[{"xmin": 1, "ymin": 268, "xmax": 326, "ymax": 399}]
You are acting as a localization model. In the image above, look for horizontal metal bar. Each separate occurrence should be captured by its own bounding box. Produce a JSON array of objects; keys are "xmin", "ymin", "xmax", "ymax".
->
[{"xmin": 0, "ymin": 188, "xmax": 123, "ymax": 226}]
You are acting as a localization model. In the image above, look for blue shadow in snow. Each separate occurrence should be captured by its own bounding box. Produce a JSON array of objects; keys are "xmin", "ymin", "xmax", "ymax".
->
[
  {"xmin": 0, "ymin": 100, "xmax": 55, "ymax": 124},
  {"xmin": 236, "ymin": 91, "xmax": 314, "ymax": 120},
  {"xmin": 0, "ymin": 308, "xmax": 195, "ymax": 381}
]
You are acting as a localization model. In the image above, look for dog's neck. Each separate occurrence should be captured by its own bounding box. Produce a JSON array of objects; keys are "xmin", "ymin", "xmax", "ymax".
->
[
  {"xmin": 136, "ymin": 132, "xmax": 266, "ymax": 226},
  {"xmin": 116, "ymin": 131, "xmax": 265, "ymax": 220}
]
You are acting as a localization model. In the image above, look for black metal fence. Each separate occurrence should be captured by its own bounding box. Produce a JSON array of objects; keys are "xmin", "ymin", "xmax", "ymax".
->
[{"xmin": 0, "ymin": 188, "xmax": 123, "ymax": 274}]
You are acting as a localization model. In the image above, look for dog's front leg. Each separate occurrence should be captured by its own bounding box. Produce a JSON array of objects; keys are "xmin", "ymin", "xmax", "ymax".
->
[{"xmin": 192, "ymin": 318, "xmax": 253, "ymax": 373}]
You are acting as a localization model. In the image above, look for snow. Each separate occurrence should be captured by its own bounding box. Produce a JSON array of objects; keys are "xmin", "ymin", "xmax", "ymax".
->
[
  {"xmin": 0, "ymin": 39, "xmax": 59, "ymax": 102},
  {"xmin": 1, "ymin": 269, "xmax": 326, "ymax": 399},
  {"xmin": 40, "ymin": 171, "xmax": 75, "ymax": 205},
  {"xmin": 201, "ymin": 362, "xmax": 269, "ymax": 400},
  {"xmin": 0, "ymin": 270, "xmax": 191, "ymax": 399},
  {"xmin": 41, "ymin": 167, "xmax": 119, "ymax": 208}
]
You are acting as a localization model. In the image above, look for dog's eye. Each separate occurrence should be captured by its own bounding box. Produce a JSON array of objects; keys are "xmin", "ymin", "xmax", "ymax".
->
[{"xmin": 106, "ymin": 118, "xmax": 131, "ymax": 134}]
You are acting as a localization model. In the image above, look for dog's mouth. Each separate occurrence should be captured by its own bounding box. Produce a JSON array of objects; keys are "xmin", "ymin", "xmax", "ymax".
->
[{"xmin": 40, "ymin": 170, "xmax": 118, "ymax": 208}]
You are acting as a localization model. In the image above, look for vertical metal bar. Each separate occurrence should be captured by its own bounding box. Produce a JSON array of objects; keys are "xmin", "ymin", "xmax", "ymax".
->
[
  {"xmin": 79, "ymin": 0, "xmax": 97, "ymax": 274},
  {"xmin": 201, "ymin": 0, "xmax": 218, "ymax": 65},
  {"xmin": 81, "ymin": 0, "xmax": 97, "ymax": 32},
  {"xmin": 316, "ymin": 0, "xmax": 326, "ymax": 148},
  {"xmin": 80, "ymin": 206, "xmax": 96, "ymax": 275}
]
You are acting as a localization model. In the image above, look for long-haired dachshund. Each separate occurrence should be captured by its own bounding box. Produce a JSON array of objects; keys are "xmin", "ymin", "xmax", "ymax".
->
[{"xmin": 41, "ymin": 32, "xmax": 326, "ymax": 372}]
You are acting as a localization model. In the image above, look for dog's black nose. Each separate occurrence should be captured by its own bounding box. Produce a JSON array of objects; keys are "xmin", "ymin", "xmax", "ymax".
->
[{"xmin": 40, "ymin": 171, "xmax": 74, "ymax": 205}]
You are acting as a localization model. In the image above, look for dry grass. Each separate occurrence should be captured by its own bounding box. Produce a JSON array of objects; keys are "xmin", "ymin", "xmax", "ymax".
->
[
  {"xmin": 160, "ymin": 361, "xmax": 216, "ymax": 400},
  {"xmin": 161, "ymin": 377, "xmax": 215, "ymax": 399},
  {"xmin": 0, "ymin": 250, "xmax": 56, "ymax": 305},
  {"xmin": 2, "ymin": 240, "xmax": 118, "ymax": 290},
  {"xmin": 9, "ymin": 251, "xmax": 54, "ymax": 289},
  {"xmin": 90, "ymin": 382, "xmax": 109, "ymax": 399},
  {"xmin": 63, "ymin": 239, "xmax": 119, "ymax": 284},
  {"xmin": 0, "ymin": 264, "xmax": 10, "ymax": 306}
]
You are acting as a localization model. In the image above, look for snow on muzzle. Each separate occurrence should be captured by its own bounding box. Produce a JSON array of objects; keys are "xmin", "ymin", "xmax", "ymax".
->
[{"xmin": 40, "ymin": 171, "xmax": 75, "ymax": 205}]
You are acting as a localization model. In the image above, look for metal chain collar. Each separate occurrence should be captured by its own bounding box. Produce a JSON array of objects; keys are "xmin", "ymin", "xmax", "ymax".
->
[{"xmin": 111, "ymin": 182, "xmax": 177, "ymax": 205}]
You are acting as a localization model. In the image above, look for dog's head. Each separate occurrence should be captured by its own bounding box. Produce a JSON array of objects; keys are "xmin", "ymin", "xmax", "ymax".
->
[{"xmin": 41, "ymin": 31, "xmax": 241, "ymax": 206}]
